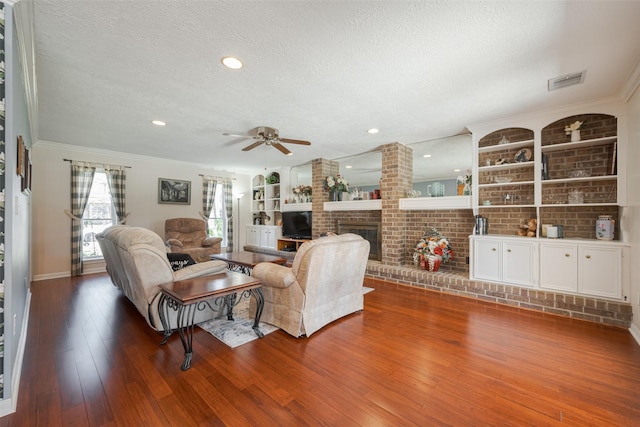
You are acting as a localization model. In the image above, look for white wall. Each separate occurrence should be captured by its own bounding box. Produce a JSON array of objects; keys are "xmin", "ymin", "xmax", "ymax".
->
[
  {"xmin": 31, "ymin": 142, "xmax": 251, "ymax": 280},
  {"xmin": 625, "ymin": 86, "xmax": 640, "ymax": 336},
  {"xmin": 3, "ymin": 2, "xmax": 33, "ymax": 404}
]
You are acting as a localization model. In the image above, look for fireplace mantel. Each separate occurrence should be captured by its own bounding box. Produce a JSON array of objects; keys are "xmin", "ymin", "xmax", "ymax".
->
[
  {"xmin": 399, "ymin": 195, "xmax": 471, "ymax": 210},
  {"xmin": 324, "ymin": 200, "xmax": 382, "ymax": 211}
]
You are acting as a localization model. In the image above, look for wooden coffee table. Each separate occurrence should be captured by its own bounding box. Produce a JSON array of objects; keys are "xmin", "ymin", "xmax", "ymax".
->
[
  {"xmin": 211, "ymin": 251, "xmax": 287, "ymax": 275},
  {"xmin": 158, "ymin": 271, "xmax": 263, "ymax": 370}
]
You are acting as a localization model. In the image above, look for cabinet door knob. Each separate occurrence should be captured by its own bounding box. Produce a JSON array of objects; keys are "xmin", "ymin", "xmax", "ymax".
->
[
  {"xmin": 507, "ymin": 249, "xmax": 512, "ymax": 252},
  {"xmin": 565, "ymin": 253, "xmax": 570, "ymax": 257},
  {"xmin": 492, "ymin": 248, "xmax": 497, "ymax": 251},
  {"xmin": 586, "ymin": 255, "xmax": 591, "ymax": 259}
]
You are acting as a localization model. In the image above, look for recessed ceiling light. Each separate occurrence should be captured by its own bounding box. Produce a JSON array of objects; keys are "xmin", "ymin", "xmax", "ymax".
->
[
  {"xmin": 221, "ymin": 56, "xmax": 243, "ymax": 70},
  {"xmin": 345, "ymin": 165, "xmax": 353, "ymax": 168},
  {"xmin": 367, "ymin": 128, "xmax": 379, "ymax": 134},
  {"xmin": 454, "ymin": 169, "xmax": 461, "ymax": 172},
  {"xmin": 423, "ymin": 154, "xmax": 431, "ymax": 158},
  {"xmin": 151, "ymin": 120, "xmax": 166, "ymax": 126}
]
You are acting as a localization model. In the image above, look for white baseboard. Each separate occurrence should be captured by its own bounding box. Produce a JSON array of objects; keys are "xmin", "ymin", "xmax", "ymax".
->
[
  {"xmin": 32, "ymin": 271, "xmax": 69, "ymax": 281},
  {"xmin": 33, "ymin": 266, "xmax": 106, "ymax": 282},
  {"xmin": 630, "ymin": 323, "xmax": 640, "ymax": 347},
  {"xmin": 0, "ymin": 290, "xmax": 32, "ymax": 417}
]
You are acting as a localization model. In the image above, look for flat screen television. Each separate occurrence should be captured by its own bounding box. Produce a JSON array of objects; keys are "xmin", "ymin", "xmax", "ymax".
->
[{"xmin": 281, "ymin": 211, "xmax": 312, "ymax": 239}]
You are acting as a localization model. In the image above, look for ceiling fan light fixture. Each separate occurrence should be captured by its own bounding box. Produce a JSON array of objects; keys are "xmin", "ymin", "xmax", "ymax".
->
[{"xmin": 221, "ymin": 56, "xmax": 243, "ymax": 70}]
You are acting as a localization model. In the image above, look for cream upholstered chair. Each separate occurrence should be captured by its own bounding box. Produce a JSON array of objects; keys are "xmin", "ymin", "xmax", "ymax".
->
[
  {"xmin": 97, "ymin": 225, "xmax": 228, "ymax": 331},
  {"xmin": 250, "ymin": 233, "xmax": 370, "ymax": 337},
  {"xmin": 165, "ymin": 218, "xmax": 222, "ymax": 262}
]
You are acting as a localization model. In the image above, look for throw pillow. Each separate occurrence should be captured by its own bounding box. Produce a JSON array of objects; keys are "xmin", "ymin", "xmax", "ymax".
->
[{"xmin": 167, "ymin": 253, "xmax": 196, "ymax": 271}]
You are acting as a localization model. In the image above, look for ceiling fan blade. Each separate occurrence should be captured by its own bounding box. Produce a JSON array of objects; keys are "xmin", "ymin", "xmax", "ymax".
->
[
  {"xmin": 223, "ymin": 132, "xmax": 251, "ymax": 138},
  {"xmin": 279, "ymin": 138, "xmax": 311, "ymax": 145},
  {"xmin": 242, "ymin": 140, "xmax": 265, "ymax": 151},
  {"xmin": 273, "ymin": 142, "xmax": 292, "ymax": 155}
]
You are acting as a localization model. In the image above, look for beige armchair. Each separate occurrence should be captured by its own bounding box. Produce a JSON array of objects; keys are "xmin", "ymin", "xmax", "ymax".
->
[
  {"xmin": 250, "ymin": 233, "xmax": 370, "ymax": 337},
  {"xmin": 165, "ymin": 218, "xmax": 222, "ymax": 262},
  {"xmin": 97, "ymin": 225, "xmax": 228, "ymax": 331}
]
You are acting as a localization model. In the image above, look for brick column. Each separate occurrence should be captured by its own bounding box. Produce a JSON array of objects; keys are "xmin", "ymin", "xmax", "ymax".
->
[
  {"xmin": 311, "ymin": 158, "xmax": 339, "ymax": 239},
  {"xmin": 380, "ymin": 142, "xmax": 413, "ymax": 265}
]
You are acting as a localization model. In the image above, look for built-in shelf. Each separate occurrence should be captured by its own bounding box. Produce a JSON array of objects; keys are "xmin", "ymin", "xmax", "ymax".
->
[
  {"xmin": 541, "ymin": 136, "xmax": 616, "ymax": 153},
  {"xmin": 478, "ymin": 139, "xmax": 534, "ymax": 153},
  {"xmin": 478, "ymin": 204, "xmax": 536, "ymax": 209},
  {"xmin": 541, "ymin": 202, "xmax": 617, "ymax": 207},
  {"xmin": 324, "ymin": 200, "xmax": 382, "ymax": 211},
  {"xmin": 282, "ymin": 202, "xmax": 312, "ymax": 212},
  {"xmin": 478, "ymin": 161, "xmax": 535, "ymax": 172},
  {"xmin": 479, "ymin": 180, "xmax": 535, "ymax": 188},
  {"xmin": 541, "ymin": 175, "xmax": 616, "ymax": 184},
  {"xmin": 399, "ymin": 196, "xmax": 471, "ymax": 210}
]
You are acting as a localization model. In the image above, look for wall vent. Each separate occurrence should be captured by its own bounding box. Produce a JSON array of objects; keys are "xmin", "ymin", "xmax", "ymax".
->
[{"xmin": 548, "ymin": 71, "xmax": 586, "ymax": 91}]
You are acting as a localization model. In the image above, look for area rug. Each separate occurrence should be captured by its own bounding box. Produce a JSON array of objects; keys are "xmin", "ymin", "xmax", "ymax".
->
[
  {"xmin": 199, "ymin": 286, "xmax": 374, "ymax": 348},
  {"xmin": 198, "ymin": 298, "xmax": 279, "ymax": 348}
]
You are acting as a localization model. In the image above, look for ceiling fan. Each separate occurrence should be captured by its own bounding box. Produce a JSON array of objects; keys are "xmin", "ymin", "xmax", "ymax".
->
[{"xmin": 223, "ymin": 126, "xmax": 311, "ymax": 155}]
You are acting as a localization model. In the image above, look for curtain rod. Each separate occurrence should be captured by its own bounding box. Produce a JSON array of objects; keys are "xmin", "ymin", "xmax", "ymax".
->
[
  {"xmin": 63, "ymin": 158, "xmax": 131, "ymax": 168},
  {"xmin": 199, "ymin": 174, "xmax": 235, "ymax": 181}
]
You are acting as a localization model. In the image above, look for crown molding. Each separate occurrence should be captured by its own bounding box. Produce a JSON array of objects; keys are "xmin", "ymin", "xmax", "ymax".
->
[
  {"xmin": 467, "ymin": 96, "xmax": 625, "ymax": 136},
  {"xmin": 34, "ymin": 140, "xmax": 244, "ymax": 178},
  {"xmin": 621, "ymin": 59, "xmax": 640, "ymax": 103}
]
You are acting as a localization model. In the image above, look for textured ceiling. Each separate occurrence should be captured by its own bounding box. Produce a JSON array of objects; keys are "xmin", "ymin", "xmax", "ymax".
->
[{"xmin": 31, "ymin": 0, "xmax": 640, "ymax": 177}]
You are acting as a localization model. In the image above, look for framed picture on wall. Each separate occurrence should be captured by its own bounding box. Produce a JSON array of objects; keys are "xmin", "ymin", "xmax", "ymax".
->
[
  {"xmin": 22, "ymin": 146, "xmax": 32, "ymax": 195},
  {"xmin": 17, "ymin": 135, "xmax": 25, "ymax": 178},
  {"xmin": 158, "ymin": 178, "xmax": 191, "ymax": 205}
]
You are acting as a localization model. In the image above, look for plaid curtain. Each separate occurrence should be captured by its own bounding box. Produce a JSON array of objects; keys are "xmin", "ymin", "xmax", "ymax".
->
[
  {"xmin": 202, "ymin": 177, "xmax": 217, "ymax": 221},
  {"xmin": 70, "ymin": 163, "xmax": 96, "ymax": 275},
  {"xmin": 105, "ymin": 166, "xmax": 127, "ymax": 224},
  {"xmin": 224, "ymin": 181, "xmax": 233, "ymax": 252}
]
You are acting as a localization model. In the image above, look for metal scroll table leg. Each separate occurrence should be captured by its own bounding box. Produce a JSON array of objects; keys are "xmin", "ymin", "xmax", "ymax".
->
[
  {"xmin": 176, "ymin": 303, "xmax": 197, "ymax": 371},
  {"xmin": 225, "ymin": 293, "xmax": 237, "ymax": 320},
  {"xmin": 158, "ymin": 293, "xmax": 173, "ymax": 345},
  {"xmin": 250, "ymin": 287, "xmax": 265, "ymax": 338}
]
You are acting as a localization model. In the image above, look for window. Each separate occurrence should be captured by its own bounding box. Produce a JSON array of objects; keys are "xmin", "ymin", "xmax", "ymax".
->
[
  {"xmin": 208, "ymin": 183, "xmax": 227, "ymax": 247},
  {"xmin": 82, "ymin": 171, "xmax": 116, "ymax": 259}
]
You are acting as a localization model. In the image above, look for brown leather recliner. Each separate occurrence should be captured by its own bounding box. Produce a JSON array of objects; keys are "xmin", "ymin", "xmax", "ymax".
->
[{"xmin": 165, "ymin": 218, "xmax": 222, "ymax": 262}]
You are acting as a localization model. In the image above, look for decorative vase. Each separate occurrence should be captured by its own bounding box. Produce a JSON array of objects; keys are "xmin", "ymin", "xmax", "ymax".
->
[
  {"xmin": 330, "ymin": 190, "xmax": 342, "ymax": 202},
  {"xmin": 457, "ymin": 183, "xmax": 464, "ymax": 196},
  {"xmin": 571, "ymin": 130, "xmax": 581, "ymax": 142},
  {"xmin": 419, "ymin": 254, "xmax": 442, "ymax": 272}
]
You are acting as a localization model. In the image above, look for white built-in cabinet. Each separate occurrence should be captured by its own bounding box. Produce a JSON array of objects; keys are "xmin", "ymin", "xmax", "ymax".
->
[
  {"xmin": 248, "ymin": 170, "xmax": 285, "ymax": 249},
  {"xmin": 471, "ymin": 236, "xmax": 537, "ymax": 287},
  {"xmin": 468, "ymin": 101, "xmax": 630, "ymax": 302},
  {"xmin": 539, "ymin": 241, "xmax": 623, "ymax": 300},
  {"xmin": 246, "ymin": 225, "xmax": 282, "ymax": 250},
  {"xmin": 471, "ymin": 235, "xmax": 628, "ymax": 301},
  {"xmin": 251, "ymin": 171, "xmax": 285, "ymax": 226}
]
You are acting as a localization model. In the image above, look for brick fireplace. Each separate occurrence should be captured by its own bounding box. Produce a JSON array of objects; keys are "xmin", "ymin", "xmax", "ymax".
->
[{"xmin": 336, "ymin": 220, "xmax": 382, "ymax": 261}]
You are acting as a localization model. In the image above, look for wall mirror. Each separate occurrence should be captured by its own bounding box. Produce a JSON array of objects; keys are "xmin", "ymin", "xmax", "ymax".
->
[
  {"xmin": 409, "ymin": 134, "xmax": 472, "ymax": 196},
  {"xmin": 338, "ymin": 149, "xmax": 382, "ymax": 190},
  {"xmin": 289, "ymin": 162, "xmax": 312, "ymax": 188}
]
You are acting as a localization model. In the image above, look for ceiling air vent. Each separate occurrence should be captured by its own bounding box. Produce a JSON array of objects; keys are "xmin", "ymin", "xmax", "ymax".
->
[{"xmin": 548, "ymin": 71, "xmax": 586, "ymax": 91}]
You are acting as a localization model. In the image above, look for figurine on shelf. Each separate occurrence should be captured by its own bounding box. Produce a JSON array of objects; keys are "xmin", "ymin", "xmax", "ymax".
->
[{"xmin": 517, "ymin": 218, "xmax": 537, "ymax": 237}]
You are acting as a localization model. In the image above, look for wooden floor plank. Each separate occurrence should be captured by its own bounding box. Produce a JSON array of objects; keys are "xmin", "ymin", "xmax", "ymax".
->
[{"xmin": 5, "ymin": 273, "xmax": 640, "ymax": 426}]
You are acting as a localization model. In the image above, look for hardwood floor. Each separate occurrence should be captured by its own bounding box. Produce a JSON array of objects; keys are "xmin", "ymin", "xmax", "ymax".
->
[{"xmin": 3, "ymin": 273, "xmax": 640, "ymax": 426}]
